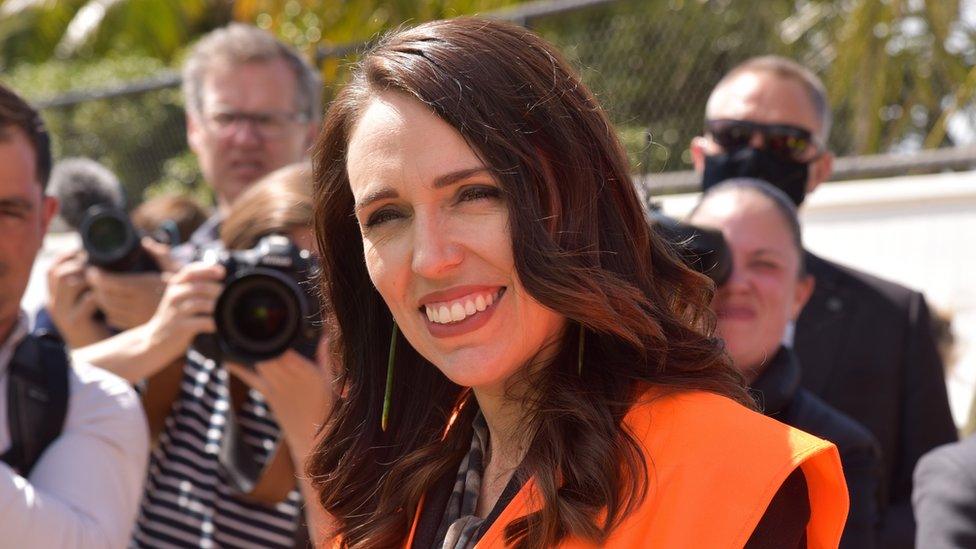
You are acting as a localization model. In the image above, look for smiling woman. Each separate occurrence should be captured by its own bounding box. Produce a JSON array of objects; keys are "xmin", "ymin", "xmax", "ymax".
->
[{"xmin": 308, "ymin": 18, "xmax": 849, "ymax": 549}]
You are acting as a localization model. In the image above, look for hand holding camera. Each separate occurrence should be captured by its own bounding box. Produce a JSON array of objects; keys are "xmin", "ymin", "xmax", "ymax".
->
[
  {"xmin": 144, "ymin": 262, "xmax": 224, "ymax": 362},
  {"xmin": 226, "ymin": 340, "xmax": 335, "ymax": 460},
  {"xmin": 46, "ymin": 250, "xmax": 112, "ymax": 348},
  {"xmin": 80, "ymin": 205, "xmax": 182, "ymax": 329}
]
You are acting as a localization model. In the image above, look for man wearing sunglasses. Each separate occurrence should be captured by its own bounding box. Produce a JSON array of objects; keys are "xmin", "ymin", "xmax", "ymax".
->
[{"xmin": 691, "ymin": 56, "xmax": 956, "ymax": 548}]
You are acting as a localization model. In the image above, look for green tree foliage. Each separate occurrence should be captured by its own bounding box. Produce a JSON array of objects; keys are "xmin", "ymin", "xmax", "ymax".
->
[
  {"xmin": 232, "ymin": 0, "xmax": 527, "ymax": 101},
  {"xmin": 1, "ymin": 0, "xmax": 973, "ymax": 202},
  {"xmin": 0, "ymin": 0, "xmax": 223, "ymax": 69},
  {"xmin": 1, "ymin": 56, "xmax": 195, "ymax": 204},
  {"xmin": 533, "ymin": 0, "xmax": 975, "ymax": 171},
  {"xmin": 817, "ymin": 0, "xmax": 975, "ymax": 152},
  {"xmin": 535, "ymin": 0, "xmax": 802, "ymax": 172}
]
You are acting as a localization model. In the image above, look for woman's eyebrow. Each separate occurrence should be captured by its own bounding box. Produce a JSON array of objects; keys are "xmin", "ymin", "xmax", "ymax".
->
[
  {"xmin": 431, "ymin": 167, "xmax": 490, "ymax": 189},
  {"xmin": 751, "ymin": 248, "xmax": 787, "ymax": 259},
  {"xmin": 354, "ymin": 188, "xmax": 398, "ymax": 213}
]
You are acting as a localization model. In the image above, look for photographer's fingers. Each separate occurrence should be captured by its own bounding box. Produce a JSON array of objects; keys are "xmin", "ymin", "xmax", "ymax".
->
[
  {"xmin": 185, "ymin": 316, "xmax": 216, "ymax": 335},
  {"xmin": 76, "ymin": 290, "xmax": 100, "ymax": 317},
  {"xmin": 168, "ymin": 262, "xmax": 225, "ymax": 285},
  {"xmin": 84, "ymin": 267, "xmax": 121, "ymax": 298},
  {"xmin": 165, "ymin": 279, "xmax": 222, "ymax": 311},
  {"xmin": 142, "ymin": 237, "xmax": 179, "ymax": 274},
  {"xmin": 49, "ymin": 269, "xmax": 85, "ymax": 306},
  {"xmin": 50, "ymin": 248, "xmax": 84, "ymax": 266},
  {"xmin": 226, "ymin": 362, "xmax": 267, "ymax": 394},
  {"xmin": 48, "ymin": 255, "xmax": 84, "ymax": 289},
  {"xmin": 177, "ymin": 297, "xmax": 217, "ymax": 318},
  {"xmin": 100, "ymin": 303, "xmax": 137, "ymax": 329}
]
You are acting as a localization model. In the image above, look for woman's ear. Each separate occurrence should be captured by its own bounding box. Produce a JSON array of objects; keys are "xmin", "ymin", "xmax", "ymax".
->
[{"xmin": 792, "ymin": 274, "xmax": 816, "ymax": 319}]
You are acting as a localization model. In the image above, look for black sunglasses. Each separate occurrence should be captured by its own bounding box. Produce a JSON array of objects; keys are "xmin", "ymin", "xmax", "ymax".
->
[{"xmin": 705, "ymin": 119, "xmax": 824, "ymax": 163}]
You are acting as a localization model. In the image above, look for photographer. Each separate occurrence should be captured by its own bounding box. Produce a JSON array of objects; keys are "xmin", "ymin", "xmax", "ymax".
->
[
  {"xmin": 74, "ymin": 164, "xmax": 332, "ymax": 547},
  {"xmin": 82, "ymin": 24, "xmax": 321, "ymax": 335},
  {"xmin": 45, "ymin": 234, "xmax": 175, "ymax": 350},
  {"xmin": 46, "ymin": 192, "xmax": 208, "ymax": 349}
]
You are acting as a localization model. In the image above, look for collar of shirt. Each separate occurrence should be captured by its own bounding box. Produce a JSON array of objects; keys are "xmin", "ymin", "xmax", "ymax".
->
[
  {"xmin": 0, "ymin": 311, "xmax": 30, "ymax": 379},
  {"xmin": 750, "ymin": 345, "xmax": 801, "ymax": 416},
  {"xmin": 189, "ymin": 213, "xmax": 223, "ymax": 248}
]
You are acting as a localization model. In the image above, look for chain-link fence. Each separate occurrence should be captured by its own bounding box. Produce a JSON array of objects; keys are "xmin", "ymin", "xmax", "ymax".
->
[{"xmin": 18, "ymin": 0, "xmax": 976, "ymax": 204}]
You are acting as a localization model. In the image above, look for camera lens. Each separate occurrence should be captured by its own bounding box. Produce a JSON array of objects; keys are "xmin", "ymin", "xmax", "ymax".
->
[
  {"xmin": 86, "ymin": 215, "xmax": 128, "ymax": 255},
  {"xmin": 79, "ymin": 205, "xmax": 158, "ymax": 272},
  {"xmin": 217, "ymin": 272, "xmax": 301, "ymax": 361},
  {"xmin": 233, "ymin": 287, "xmax": 290, "ymax": 340}
]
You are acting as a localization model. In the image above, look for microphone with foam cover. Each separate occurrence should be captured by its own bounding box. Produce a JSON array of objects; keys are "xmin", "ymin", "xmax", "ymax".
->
[{"xmin": 48, "ymin": 157, "xmax": 126, "ymax": 231}]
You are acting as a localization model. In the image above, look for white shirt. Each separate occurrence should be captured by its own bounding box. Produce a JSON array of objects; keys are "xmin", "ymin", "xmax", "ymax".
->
[{"xmin": 0, "ymin": 311, "xmax": 149, "ymax": 548}]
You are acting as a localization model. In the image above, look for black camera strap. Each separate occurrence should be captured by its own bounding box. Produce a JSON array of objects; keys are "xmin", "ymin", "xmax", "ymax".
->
[
  {"xmin": 218, "ymin": 378, "xmax": 266, "ymax": 495},
  {"xmin": 1, "ymin": 333, "xmax": 70, "ymax": 477},
  {"xmin": 220, "ymin": 373, "xmax": 312, "ymax": 548}
]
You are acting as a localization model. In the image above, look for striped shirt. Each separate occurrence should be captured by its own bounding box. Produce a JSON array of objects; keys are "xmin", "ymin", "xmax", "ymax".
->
[{"xmin": 131, "ymin": 349, "xmax": 303, "ymax": 548}]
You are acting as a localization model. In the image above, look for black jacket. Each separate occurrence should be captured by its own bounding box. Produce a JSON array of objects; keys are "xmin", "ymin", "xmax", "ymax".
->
[
  {"xmin": 753, "ymin": 346, "xmax": 883, "ymax": 549},
  {"xmin": 796, "ymin": 252, "xmax": 956, "ymax": 547}
]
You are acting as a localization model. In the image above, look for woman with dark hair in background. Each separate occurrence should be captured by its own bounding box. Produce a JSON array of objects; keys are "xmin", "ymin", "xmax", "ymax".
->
[
  {"xmin": 308, "ymin": 18, "xmax": 848, "ymax": 548},
  {"xmin": 690, "ymin": 178, "xmax": 882, "ymax": 548}
]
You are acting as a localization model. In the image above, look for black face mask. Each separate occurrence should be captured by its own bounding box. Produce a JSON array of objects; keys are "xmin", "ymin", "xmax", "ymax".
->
[{"xmin": 701, "ymin": 147, "xmax": 810, "ymax": 206}]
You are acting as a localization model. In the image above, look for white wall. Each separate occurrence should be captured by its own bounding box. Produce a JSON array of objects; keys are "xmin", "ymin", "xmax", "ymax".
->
[{"xmin": 659, "ymin": 170, "xmax": 976, "ymax": 427}]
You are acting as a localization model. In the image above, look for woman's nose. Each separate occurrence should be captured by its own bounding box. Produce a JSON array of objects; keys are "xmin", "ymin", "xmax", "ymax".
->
[
  {"xmin": 410, "ymin": 212, "xmax": 463, "ymax": 277},
  {"xmin": 723, "ymin": 264, "xmax": 751, "ymax": 293}
]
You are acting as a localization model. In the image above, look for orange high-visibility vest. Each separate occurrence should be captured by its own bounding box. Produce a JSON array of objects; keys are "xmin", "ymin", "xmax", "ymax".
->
[{"xmin": 405, "ymin": 390, "xmax": 849, "ymax": 548}]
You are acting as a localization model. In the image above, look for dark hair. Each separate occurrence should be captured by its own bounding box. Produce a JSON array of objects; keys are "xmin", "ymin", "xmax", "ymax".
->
[
  {"xmin": 0, "ymin": 83, "xmax": 52, "ymax": 190},
  {"xmin": 309, "ymin": 18, "xmax": 750, "ymax": 549},
  {"xmin": 691, "ymin": 177, "xmax": 806, "ymax": 276},
  {"xmin": 220, "ymin": 162, "xmax": 312, "ymax": 250},
  {"xmin": 132, "ymin": 194, "xmax": 209, "ymax": 244}
]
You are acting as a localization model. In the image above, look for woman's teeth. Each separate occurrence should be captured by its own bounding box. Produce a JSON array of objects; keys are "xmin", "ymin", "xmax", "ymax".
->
[{"xmin": 425, "ymin": 291, "xmax": 497, "ymax": 324}]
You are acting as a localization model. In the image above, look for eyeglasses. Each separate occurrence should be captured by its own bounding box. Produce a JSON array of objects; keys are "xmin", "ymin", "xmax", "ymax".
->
[
  {"xmin": 203, "ymin": 109, "xmax": 310, "ymax": 139},
  {"xmin": 705, "ymin": 119, "xmax": 824, "ymax": 163}
]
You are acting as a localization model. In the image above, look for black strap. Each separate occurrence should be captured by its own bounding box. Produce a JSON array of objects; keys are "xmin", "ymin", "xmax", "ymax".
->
[
  {"xmin": 218, "ymin": 374, "xmax": 266, "ymax": 494},
  {"xmin": 1, "ymin": 333, "xmax": 70, "ymax": 476},
  {"xmin": 220, "ymin": 372, "xmax": 312, "ymax": 549}
]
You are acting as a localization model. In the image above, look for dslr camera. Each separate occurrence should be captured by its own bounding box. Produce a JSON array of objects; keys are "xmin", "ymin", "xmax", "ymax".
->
[
  {"xmin": 193, "ymin": 235, "xmax": 321, "ymax": 365},
  {"xmin": 649, "ymin": 210, "xmax": 732, "ymax": 287},
  {"xmin": 79, "ymin": 204, "xmax": 159, "ymax": 273}
]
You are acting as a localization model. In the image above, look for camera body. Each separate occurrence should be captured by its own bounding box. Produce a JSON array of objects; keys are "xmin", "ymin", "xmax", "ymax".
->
[
  {"xmin": 649, "ymin": 211, "xmax": 732, "ymax": 287},
  {"xmin": 193, "ymin": 235, "xmax": 321, "ymax": 365},
  {"xmin": 79, "ymin": 204, "xmax": 159, "ymax": 273}
]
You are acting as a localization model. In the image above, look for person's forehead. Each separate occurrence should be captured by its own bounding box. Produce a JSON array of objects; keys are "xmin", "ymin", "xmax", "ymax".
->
[
  {"xmin": 347, "ymin": 93, "xmax": 481, "ymax": 189},
  {"xmin": 707, "ymin": 71, "xmax": 821, "ymax": 134},
  {"xmin": 691, "ymin": 192, "xmax": 797, "ymax": 253},
  {"xmin": 199, "ymin": 58, "xmax": 299, "ymax": 111},
  {"xmin": 0, "ymin": 127, "xmax": 40, "ymax": 195}
]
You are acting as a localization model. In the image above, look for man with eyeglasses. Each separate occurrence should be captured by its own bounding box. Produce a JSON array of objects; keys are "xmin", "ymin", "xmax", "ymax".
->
[
  {"xmin": 691, "ymin": 56, "xmax": 955, "ymax": 547},
  {"xmin": 80, "ymin": 24, "xmax": 322, "ymax": 333}
]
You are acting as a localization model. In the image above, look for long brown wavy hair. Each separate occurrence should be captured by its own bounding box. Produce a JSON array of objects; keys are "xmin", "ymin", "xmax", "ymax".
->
[{"xmin": 308, "ymin": 18, "xmax": 750, "ymax": 549}]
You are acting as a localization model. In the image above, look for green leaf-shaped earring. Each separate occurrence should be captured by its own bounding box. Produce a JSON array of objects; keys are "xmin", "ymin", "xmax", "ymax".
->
[{"xmin": 381, "ymin": 322, "xmax": 398, "ymax": 432}]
